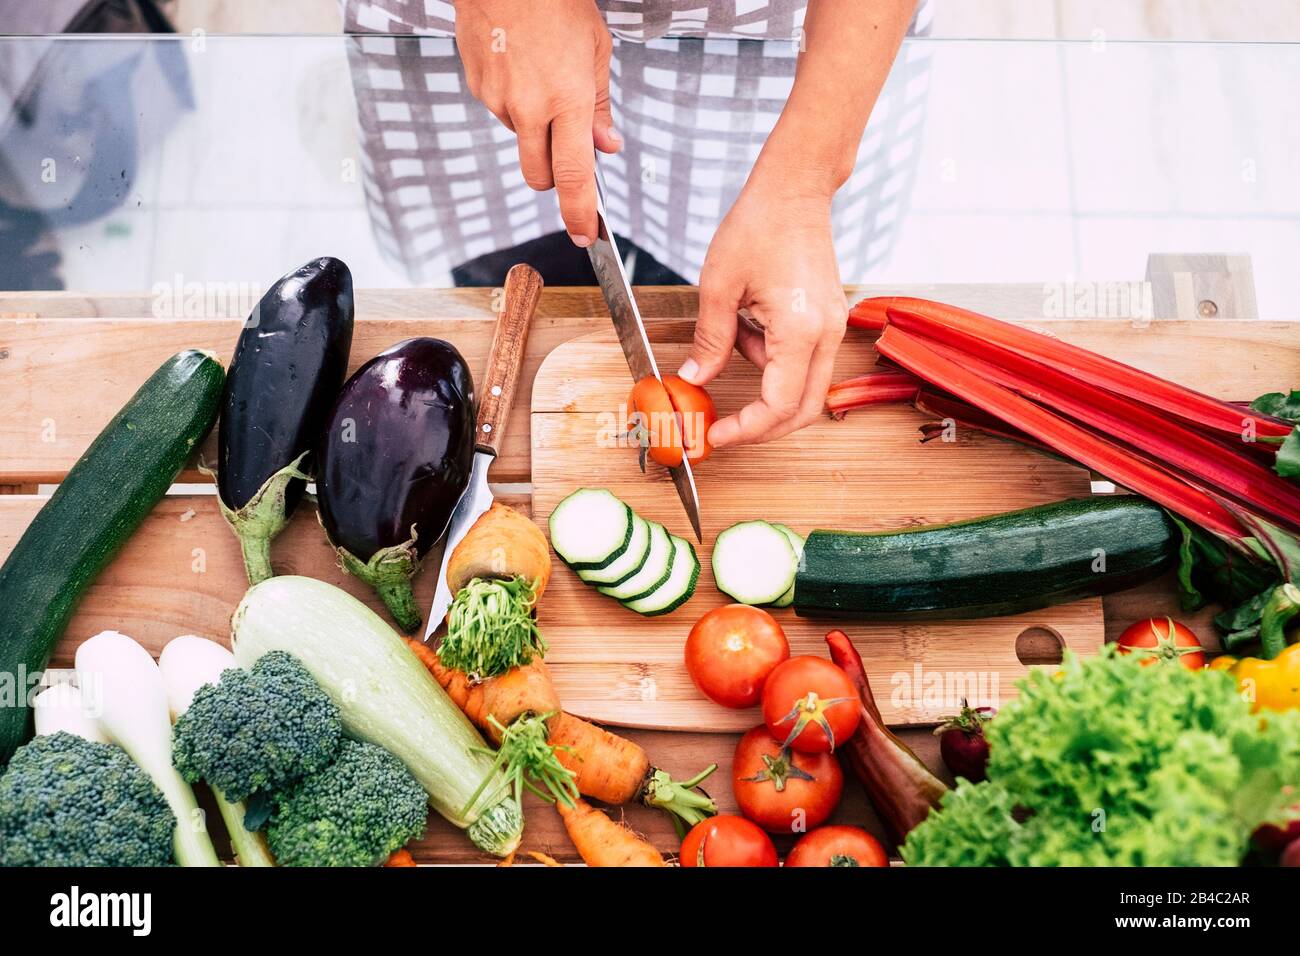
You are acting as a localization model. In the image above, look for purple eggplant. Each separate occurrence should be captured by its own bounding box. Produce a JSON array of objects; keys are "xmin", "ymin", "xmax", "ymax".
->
[
  {"xmin": 214, "ymin": 257, "xmax": 354, "ymax": 583},
  {"xmin": 316, "ymin": 337, "xmax": 476, "ymax": 631}
]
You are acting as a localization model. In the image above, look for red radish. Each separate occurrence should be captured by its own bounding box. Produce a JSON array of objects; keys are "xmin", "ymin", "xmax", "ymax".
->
[{"xmin": 934, "ymin": 700, "xmax": 994, "ymax": 782}]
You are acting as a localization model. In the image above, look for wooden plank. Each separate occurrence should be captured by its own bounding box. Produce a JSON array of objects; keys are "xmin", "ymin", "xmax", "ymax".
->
[
  {"xmin": 0, "ymin": 492, "xmax": 529, "ymax": 658},
  {"xmin": 0, "ymin": 283, "xmax": 1073, "ymax": 321},
  {"xmin": 531, "ymin": 326, "xmax": 1107, "ymax": 731},
  {"xmin": 0, "ymin": 316, "xmax": 601, "ymax": 486},
  {"xmin": 5, "ymin": 309, "xmax": 1293, "ymax": 487}
]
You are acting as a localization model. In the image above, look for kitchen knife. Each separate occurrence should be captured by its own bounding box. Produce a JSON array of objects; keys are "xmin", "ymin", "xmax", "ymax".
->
[
  {"xmin": 588, "ymin": 166, "xmax": 703, "ymax": 542},
  {"xmin": 424, "ymin": 262, "xmax": 544, "ymax": 639}
]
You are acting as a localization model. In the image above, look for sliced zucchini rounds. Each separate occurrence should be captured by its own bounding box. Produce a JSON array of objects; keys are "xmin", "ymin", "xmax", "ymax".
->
[{"xmin": 550, "ymin": 488, "xmax": 699, "ymax": 616}]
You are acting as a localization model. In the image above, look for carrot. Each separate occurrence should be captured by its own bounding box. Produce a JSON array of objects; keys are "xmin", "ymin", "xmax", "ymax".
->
[
  {"xmin": 405, "ymin": 637, "xmax": 717, "ymax": 828},
  {"xmin": 556, "ymin": 798, "xmax": 666, "ymax": 867},
  {"xmin": 446, "ymin": 502, "xmax": 552, "ymax": 599},
  {"xmin": 548, "ymin": 711, "xmax": 649, "ymax": 804},
  {"xmin": 384, "ymin": 849, "xmax": 417, "ymax": 867},
  {"xmin": 405, "ymin": 638, "xmax": 559, "ymax": 742}
]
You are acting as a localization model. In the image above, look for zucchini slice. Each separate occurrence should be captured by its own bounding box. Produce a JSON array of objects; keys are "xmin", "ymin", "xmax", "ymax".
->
[
  {"xmin": 712, "ymin": 520, "xmax": 797, "ymax": 606},
  {"xmin": 548, "ymin": 489, "xmax": 633, "ymax": 571},
  {"xmin": 768, "ymin": 524, "xmax": 805, "ymax": 608},
  {"xmin": 578, "ymin": 514, "xmax": 651, "ymax": 586},
  {"xmin": 622, "ymin": 535, "xmax": 700, "ymax": 616},
  {"xmin": 598, "ymin": 521, "xmax": 673, "ymax": 601}
]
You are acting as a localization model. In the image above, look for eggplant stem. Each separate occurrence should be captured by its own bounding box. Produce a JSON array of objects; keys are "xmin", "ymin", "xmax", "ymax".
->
[
  {"xmin": 201, "ymin": 452, "xmax": 311, "ymax": 585},
  {"xmin": 239, "ymin": 535, "xmax": 274, "ymax": 586},
  {"xmin": 334, "ymin": 527, "xmax": 423, "ymax": 632}
]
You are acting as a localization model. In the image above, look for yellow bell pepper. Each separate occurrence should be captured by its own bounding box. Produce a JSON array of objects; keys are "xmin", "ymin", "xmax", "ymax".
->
[{"xmin": 1211, "ymin": 643, "xmax": 1300, "ymax": 712}]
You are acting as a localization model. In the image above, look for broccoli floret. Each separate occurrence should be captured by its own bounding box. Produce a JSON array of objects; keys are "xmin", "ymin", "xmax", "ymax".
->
[
  {"xmin": 0, "ymin": 732, "xmax": 174, "ymax": 867},
  {"xmin": 267, "ymin": 739, "xmax": 427, "ymax": 867},
  {"xmin": 171, "ymin": 650, "xmax": 342, "ymax": 802}
]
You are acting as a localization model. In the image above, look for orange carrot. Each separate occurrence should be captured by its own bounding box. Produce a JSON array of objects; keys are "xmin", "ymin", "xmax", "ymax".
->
[
  {"xmin": 405, "ymin": 638, "xmax": 715, "ymax": 828},
  {"xmin": 384, "ymin": 849, "xmax": 417, "ymax": 867},
  {"xmin": 548, "ymin": 711, "xmax": 649, "ymax": 805},
  {"xmin": 556, "ymin": 798, "xmax": 665, "ymax": 867},
  {"xmin": 405, "ymin": 638, "xmax": 559, "ymax": 742},
  {"xmin": 446, "ymin": 502, "xmax": 552, "ymax": 600}
]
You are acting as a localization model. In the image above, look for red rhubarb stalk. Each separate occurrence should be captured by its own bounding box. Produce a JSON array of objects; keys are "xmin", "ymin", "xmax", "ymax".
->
[
  {"xmin": 896, "ymin": 318, "xmax": 1300, "ymax": 535},
  {"xmin": 858, "ymin": 296, "xmax": 1293, "ymax": 442},
  {"xmin": 825, "ymin": 369, "xmax": 920, "ymax": 418},
  {"xmin": 825, "ymin": 629, "xmax": 947, "ymax": 848},
  {"xmin": 913, "ymin": 389, "xmax": 1057, "ymax": 456},
  {"xmin": 875, "ymin": 325, "xmax": 1247, "ymax": 539}
]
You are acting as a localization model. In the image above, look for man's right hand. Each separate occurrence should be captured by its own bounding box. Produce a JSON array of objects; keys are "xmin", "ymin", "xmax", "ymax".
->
[{"xmin": 455, "ymin": 0, "xmax": 619, "ymax": 247}]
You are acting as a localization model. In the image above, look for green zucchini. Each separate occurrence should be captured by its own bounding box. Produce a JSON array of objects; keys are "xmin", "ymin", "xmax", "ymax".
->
[
  {"xmin": 0, "ymin": 349, "xmax": 224, "ymax": 764},
  {"xmin": 793, "ymin": 496, "xmax": 1177, "ymax": 620}
]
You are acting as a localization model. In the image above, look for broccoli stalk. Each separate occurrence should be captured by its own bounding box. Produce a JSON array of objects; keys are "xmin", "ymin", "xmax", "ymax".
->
[
  {"xmin": 159, "ymin": 636, "xmax": 277, "ymax": 867},
  {"xmin": 75, "ymin": 631, "xmax": 221, "ymax": 867}
]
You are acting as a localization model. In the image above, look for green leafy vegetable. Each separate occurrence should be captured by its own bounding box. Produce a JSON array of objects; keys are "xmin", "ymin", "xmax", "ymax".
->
[
  {"xmin": 439, "ymin": 575, "xmax": 546, "ymax": 678},
  {"xmin": 1250, "ymin": 390, "xmax": 1300, "ymax": 422},
  {"xmin": 902, "ymin": 649, "xmax": 1300, "ymax": 866},
  {"xmin": 1250, "ymin": 391, "xmax": 1300, "ymax": 479}
]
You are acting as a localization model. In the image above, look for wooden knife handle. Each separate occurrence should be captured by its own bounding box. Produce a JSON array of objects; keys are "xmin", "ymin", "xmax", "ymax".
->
[{"xmin": 475, "ymin": 263, "xmax": 543, "ymax": 456}]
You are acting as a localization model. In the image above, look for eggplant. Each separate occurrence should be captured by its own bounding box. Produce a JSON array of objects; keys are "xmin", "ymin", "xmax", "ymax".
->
[
  {"xmin": 213, "ymin": 257, "xmax": 355, "ymax": 584},
  {"xmin": 316, "ymin": 337, "xmax": 476, "ymax": 631}
]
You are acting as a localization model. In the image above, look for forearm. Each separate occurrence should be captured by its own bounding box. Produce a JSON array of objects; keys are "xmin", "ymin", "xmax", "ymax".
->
[{"xmin": 754, "ymin": 0, "xmax": 915, "ymax": 197}]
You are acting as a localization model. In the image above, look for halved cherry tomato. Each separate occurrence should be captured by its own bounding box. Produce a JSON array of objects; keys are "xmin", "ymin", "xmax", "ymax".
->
[
  {"xmin": 732, "ymin": 726, "xmax": 842, "ymax": 833},
  {"xmin": 1116, "ymin": 617, "xmax": 1205, "ymax": 670},
  {"xmin": 785, "ymin": 826, "xmax": 889, "ymax": 868},
  {"xmin": 761, "ymin": 655, "xmax": 861, "ymax": 753},
  {"xmin": 685, "ymin": 605, "xmax": 789, "ymax": 708},
  {"xmin": 679, "ymin": 814, "xmax": 778, "ymax": 867},
  {"xmin": 627, "ymin": 375, "xmax": 716, "ymax": 469}
]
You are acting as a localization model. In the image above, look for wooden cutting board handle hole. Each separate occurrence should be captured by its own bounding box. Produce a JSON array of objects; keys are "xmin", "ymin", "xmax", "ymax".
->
[{"xmin": 1015, "ymin": 626, "xmax": 1065, "ymax": 666}]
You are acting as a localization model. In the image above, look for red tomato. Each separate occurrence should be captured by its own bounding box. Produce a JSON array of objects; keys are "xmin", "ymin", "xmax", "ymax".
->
[
  {"xmin": 1116, "ymin": 617, "xmax": 1205, "ymax": 670},
  {"xmin": 761, "ymin": 656, "xmax": 861, "ymax": 753},
  {"xmin": 685, "ymin": 605, "xmax": 790, "ymax": 708},
  {"xmin": 627, "ymin": 375, "xmax": 716, "ymax": 469},
  {"xmin": 785, "ymin": 826, "xmax": 889, "ymax": 868},
  {"xmin": 679, "ymin": 815, "xmax": 778, "ymax": 867},
  {"xmin": 732, "ymin": 726, "xmax": 842, "ymax": 833}
]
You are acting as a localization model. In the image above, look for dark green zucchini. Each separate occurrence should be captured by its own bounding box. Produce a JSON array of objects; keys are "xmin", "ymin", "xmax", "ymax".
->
[
  {"xmin": 793, "ymin": 497, "xmax": 1177, "ymax": 621},
  {"xmin": 0, "ymin": 349, "xmax": 224, "ymax": 764}
]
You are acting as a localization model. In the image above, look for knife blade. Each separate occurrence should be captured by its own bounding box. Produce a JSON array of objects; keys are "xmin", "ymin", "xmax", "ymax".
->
[
  {"xmin": 588, "ymin": 166, "xmax": 703, "ymax": 541},
  {"xmin": 424, "ymin": 263, "xmax": 544, "ymax": 639}
]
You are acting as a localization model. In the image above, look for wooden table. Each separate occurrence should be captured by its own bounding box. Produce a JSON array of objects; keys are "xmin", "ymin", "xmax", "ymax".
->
[{"xmin": 2, "ymin": 268, "xmax": 1290, "ymax": 863}]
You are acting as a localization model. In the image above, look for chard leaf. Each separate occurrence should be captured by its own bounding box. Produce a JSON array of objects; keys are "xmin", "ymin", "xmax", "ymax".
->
[
  {"xmin": 1277, "ymin": 427, "xmax": 1300, "ymax": 479},
  {"xmin": 1250, "ymin": 390, "xmax": 1300, "ymax": 422}
]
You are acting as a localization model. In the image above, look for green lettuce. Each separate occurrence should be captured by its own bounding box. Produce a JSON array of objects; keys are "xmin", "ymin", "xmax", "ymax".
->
[{"xmin": 902, "ymin": 648, "xmax": 1300, "ymax": 866}]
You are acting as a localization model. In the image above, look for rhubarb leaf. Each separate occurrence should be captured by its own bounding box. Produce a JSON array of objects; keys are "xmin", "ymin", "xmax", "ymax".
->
[
  {"xmin": 1277, "ymin": 427, "xmax": 1300, "ymax": 479},
  {"xmin": 1250, "ymin": 390, "xmax": 1300, "ymax": 422}
]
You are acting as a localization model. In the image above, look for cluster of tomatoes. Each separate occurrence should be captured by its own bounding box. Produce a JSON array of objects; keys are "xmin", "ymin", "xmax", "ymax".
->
[{"xmin": 677, "ymin": 604, "xmax": 887, "ymax": 867}]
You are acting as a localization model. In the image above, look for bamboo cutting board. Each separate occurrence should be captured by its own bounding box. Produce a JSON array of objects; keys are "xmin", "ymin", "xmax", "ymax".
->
[{"xmin": 531, "ymin": 322, "xmax": 1106, "ymax": 732}]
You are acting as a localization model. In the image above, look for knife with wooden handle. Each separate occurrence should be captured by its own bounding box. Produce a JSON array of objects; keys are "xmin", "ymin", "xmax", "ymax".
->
[{"xmin": 424, "ymin": 263, "xmax": 543, "ymax": 637}]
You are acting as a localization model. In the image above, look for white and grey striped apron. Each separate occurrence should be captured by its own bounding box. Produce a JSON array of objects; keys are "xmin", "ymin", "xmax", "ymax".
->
[{"xmin": 343, "ymin": 1, "xmax": 934, "ymax": 284}]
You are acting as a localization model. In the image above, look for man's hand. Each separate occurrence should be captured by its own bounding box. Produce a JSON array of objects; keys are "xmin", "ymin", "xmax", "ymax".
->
[
  {"xmin": 681, "ymin": 175, "xmax": 848, "ymax": 448},
  {"xmin": 455, "ymin": 0, "xmax": 619, "ymax": 245}
]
